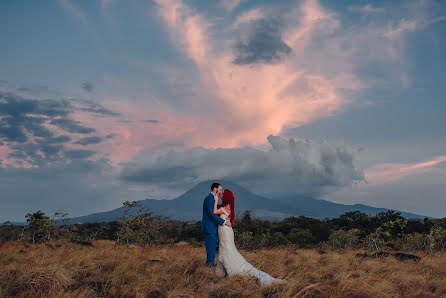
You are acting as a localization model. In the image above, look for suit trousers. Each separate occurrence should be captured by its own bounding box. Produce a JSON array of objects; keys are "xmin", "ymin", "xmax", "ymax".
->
[{"xmin": 203, "ymin": 231, "xmax": 217, "ymax": 266}]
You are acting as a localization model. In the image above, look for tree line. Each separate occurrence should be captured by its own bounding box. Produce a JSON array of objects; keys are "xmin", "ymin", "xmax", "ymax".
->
[{"xmin": 1, "ymin": 201, "xmax": 445, "ymax": 255}]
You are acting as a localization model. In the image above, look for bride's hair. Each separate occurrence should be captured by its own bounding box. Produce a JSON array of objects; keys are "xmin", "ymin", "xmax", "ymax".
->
[{"xmin": 218, "ymin": 189, "xmax": 236, "ymax": 224}]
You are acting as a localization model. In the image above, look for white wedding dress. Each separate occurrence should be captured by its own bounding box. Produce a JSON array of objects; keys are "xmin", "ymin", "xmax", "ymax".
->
[{"xmin": 216, "ymin": 208, "xmax": 286, "ymax": 285}]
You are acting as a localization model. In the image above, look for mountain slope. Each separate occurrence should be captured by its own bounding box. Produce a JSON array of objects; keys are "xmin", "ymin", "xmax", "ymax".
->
[{"xmin": 58, "ymin": 180, "xmax": 432, "ymax": 224}]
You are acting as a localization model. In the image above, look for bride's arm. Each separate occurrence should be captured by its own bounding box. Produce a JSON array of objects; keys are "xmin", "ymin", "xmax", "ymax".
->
[{"xmin": 213, "ymin": 197, "xmax": 225, "ymax": 214}]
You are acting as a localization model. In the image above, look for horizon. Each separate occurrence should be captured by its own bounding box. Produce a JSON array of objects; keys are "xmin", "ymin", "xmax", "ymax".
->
[
  {"xmin": 1, "ymin": 0, "xmax": 446, "ymax": 222},
  {"xmin": 1, "ymin": 179, "xmax": 436, "ymax": 225}
]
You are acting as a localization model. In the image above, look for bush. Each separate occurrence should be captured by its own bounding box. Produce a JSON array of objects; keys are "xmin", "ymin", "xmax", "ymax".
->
[
  {"xmin": 256, "ymin": 231, "xmax": 288, "ymax": 247},
  {"xmin": 235, "ymin": 231, "xmax": 254, "ymax": 248},
  {"xmin": 288, "ymin": 228, "xmax": 314, "ymax": 247},
  {"xmin": 329, "ymin": 228, "xmax": 361, "ymax": 249},
  {"xmin": 426, "ymin": 226, "xmax": 446, "ymax": 254},
  {"xmin": 395, "ymin": 232, "xmax": 426, "ymax": 251},
  {"xmin": 271, "ymin": 232, "xmax": 289, "ymax": 246}
]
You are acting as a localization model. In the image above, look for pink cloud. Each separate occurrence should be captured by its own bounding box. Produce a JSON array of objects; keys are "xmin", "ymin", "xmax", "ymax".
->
[
  {"xmin": 364, "ymin": 155, "xmax": 446, "ymax": 185},
  {"xmin": 150, "ymin": 0, "xmax": 360, "ymax": 149},
  {"xmin": 230, "ymin": 7, "xmax": 264, "ymax": 29},
  {"xmin": 39, "ymin": 0, "xmax": 441, "ymax": 167}
]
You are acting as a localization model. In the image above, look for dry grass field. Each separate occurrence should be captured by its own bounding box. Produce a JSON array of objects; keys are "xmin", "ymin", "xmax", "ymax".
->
[{"xmin": 1, "ymin": 239, "xmax": 445, "ymax": 297}]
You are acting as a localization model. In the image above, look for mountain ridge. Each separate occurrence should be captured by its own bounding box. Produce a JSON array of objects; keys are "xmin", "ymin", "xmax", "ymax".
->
[{"xmin": 3, "ymin": 180, "xmax": 434, "ymax": 225}]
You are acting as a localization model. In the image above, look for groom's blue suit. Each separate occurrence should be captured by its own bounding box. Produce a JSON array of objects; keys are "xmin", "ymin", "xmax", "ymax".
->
[{"xmin": 201, "ymin": 192, "xmax": 226, "ymax": 267}]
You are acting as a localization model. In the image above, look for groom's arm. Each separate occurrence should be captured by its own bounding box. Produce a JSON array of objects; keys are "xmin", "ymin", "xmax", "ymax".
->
[{"xmin": 205, "ymin": 196, "xmax": 226, "ymax": 226}]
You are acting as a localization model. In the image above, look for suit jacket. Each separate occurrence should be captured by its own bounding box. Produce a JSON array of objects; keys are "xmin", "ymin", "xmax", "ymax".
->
[{"xmin": 201, "ymin": 193, "xmax": 226, "ymax": 234}]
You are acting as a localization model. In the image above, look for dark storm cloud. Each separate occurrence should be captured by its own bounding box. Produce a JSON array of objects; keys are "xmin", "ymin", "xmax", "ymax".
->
[
  {"xmin": 74, "ymin": 136, "xmax": 102, "ymax": 145},
  {"xmin": 16, "ymin": 85, "xmax": 49, "ymax": 93},
  {"xmin": 82, "ymin": 81, "xmax": 95, "ymax": 93},
  {"xmin": 22, "ymin": 117, "xmax": 53, "ymax": 138},
  {"xmin": 141, "ymin": 119, "xmax": 160, "ymax": 123},
  {"xmin": 63, "ymin": 149, "xmax": 96, "ymax": 159},
  {"xmin": 75, "ymin": 98, "xmax": 121, "ymax": 116},
  {"xmin": 0, "ymin": 123, "xmax": 28, "ymax": 142},
  {"xmin": 0, "ymin": 91, "xmax": 120, "ymax": 165},
  {"xmin": 120, "ymin": 135, "xmax": 365, "ymax": 199},
  {"xmin": 0, "ymin": 91, "xmax": 71, "ymax": 118},
  {"xmin": 8, "ymin": 142, "xmax": 64, "ymax": 166},
  {"xmin": 105, "ymin": 133, "xmax": 117, "ymax": 139},
  {"xmin": 49, "ymin": 118, "xmax": 96, "ymax": 134},
  {"xmin": 35, "ymin": 135, "xmax": 71, "ymax": 144},
  {"xmin": 233, "ymin": 18, "xmax": 292, "ymax": 65}
]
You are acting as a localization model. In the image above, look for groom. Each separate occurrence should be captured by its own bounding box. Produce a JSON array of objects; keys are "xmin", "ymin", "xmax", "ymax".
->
[{"xmin": 201, "ymin": 182, "xmax": 232, "ymax": 267}]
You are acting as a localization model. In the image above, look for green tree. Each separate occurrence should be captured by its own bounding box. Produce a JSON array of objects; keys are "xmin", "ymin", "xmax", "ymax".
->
[
  {"xmin": 367, "ymin": 216, "xmax": 408, "ymax": 252},
  {"xmin": 23, "ymin": 210, "xmax": 51, "ymax": 244},
  {"xmin": 49, "ymin": 211, "xmax": 71, "ymax": 240},
  {"xmin": 115, "ymin": 200, "xmax": 168, "ymax": 247},
  {"xmin": 328, "ymin": 229, "xmax": 361, "ymax": 249},
  {"xmin": 426, "ymin": 226, "xmax": 446, "ymax": 255},
  {"xmin": 288, "ymin": 228, "xmax": 314, "ymax": 247}
]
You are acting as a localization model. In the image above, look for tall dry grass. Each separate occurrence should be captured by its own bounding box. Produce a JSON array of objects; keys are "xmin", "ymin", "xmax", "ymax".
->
[{"xmin": 1, "ymin": 239, "xmax": 445, "ymax": 297}]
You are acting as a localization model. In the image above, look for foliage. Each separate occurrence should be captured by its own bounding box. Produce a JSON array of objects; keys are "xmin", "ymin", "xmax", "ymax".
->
[
  {"xmin": 288, "ymin": 228, "xmax": 314, "ymax": 247},
  {"xmin": 115, "ymin": 200, "xmax": 168, "ymax": 247},
  {"xmin": 426, "ymin": 226, "xmax": 446, "ymax": 255},
  {"xmin": 328, "ymin": 228, "xmax": 361, "ymax": 249},
  {"xmin": 23, "ymin": 210, "xmax": 51, "ymax": 244},
  {"xmin": 1, "ymin": 207, "xmax": 445, "ymax": 252}
]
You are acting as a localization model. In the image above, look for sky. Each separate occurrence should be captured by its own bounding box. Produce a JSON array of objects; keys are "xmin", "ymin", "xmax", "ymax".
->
[{"xmin": 1, "ymin": 0, "xmax": 446, "ymax": 222}]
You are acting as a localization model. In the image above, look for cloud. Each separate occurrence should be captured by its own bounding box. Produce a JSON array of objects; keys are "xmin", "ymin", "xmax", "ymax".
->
[
  {"xmin": 82, "ymin": 80, "xmax": 95, "ymax": 93},
  {"xmin": 49, "ymin": 118, "xmax": 96, "ymax": 134},
  {"xmin": 0, "ymin": 90, "xmax": 121, "ymax": 167},
  {"xmin": 322, "ymin": 162, "xmax": 446, "ymax": 219},
  {"xmin": 363, "ymin": 155, "xmax": 446, "ymax": 185},
  {"xmin": 141, "ymin": 119, "xmax": 160, "ymax": 123},
  {"xmin": 16, "ymin": 85, "xmax": 50, "ymax": 94},
  {"xmin": 74, "ymin": 136, "xmax": 102, "ymax": 145},
  {"xmin": 384, "ymin": 19, "xmax": 418, "ymax": 39},
  {"xmin": 348, "ymin": 4, "xmax": 386, "ymax": 14},
  {"xmin": 219, "ymin": 0, "xmax": 244, "ymax": 12},
  {"xmin": 8, "ymin": 142, "xmax": 65, "ymax": 166},
  {"xmin": 230, "ymin": 7, "xmax": 264, "ymax": 29},
  {"xmin": 233, "ymin": 18, "xmax": 292, "ymax": 65},
  {"xmin": 120, "ymin": 134, "xmax": 365, "ymax": 199},
  {"xmin": 70, "ymin": 98, "xmax": 121, "ymax": 116},
  {"xmin": 64, "ymin": 149, "xmax": 96, "ymax": 159},
  {"xmin": 151, "ymin": 0, "xmax": 361, "ymax": 148},
  {"xmin": 105, "ymin": 133, "xmax": 117, "ymax": 139},
  {"xmin": 0, "ymin": 91, "xmax": 71, "ymax": 143},
  {"xmin": 36, "ymin": 135, "xmax": 71, "ymax": 144}
]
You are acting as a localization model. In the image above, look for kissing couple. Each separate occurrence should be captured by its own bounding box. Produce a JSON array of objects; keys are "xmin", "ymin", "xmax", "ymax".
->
[{"xmin": 201, "ymin": 182, "xmax": 287, "ymax": 285}]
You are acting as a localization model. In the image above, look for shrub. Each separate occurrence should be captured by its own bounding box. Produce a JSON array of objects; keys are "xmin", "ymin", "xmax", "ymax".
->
[
  {"xmin": 426, "ymin": 226, "xmax": 446, "ymax": 254},
  {"xmin": 288, "ymin": 228, "xmax": 314, "ymax": 247},
  {"xmin": 395, "ymin": 232, "xmax": 426, "ymax": 251},
  {"xmin": 235, "ymin": 231, "xmax": 254, "ymax": 248},
  {"xmin": 329, "ymin": 228, "xmax": 361, "ymax": 249},
  {"xmin": 271, "ymin": 232, "xmax": 289, "ymax": 246}
]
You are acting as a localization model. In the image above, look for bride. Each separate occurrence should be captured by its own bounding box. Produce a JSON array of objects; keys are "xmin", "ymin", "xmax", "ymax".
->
[{"xmin": 212, "ymin": 189, "xmax": 286, "ymax": 285}]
